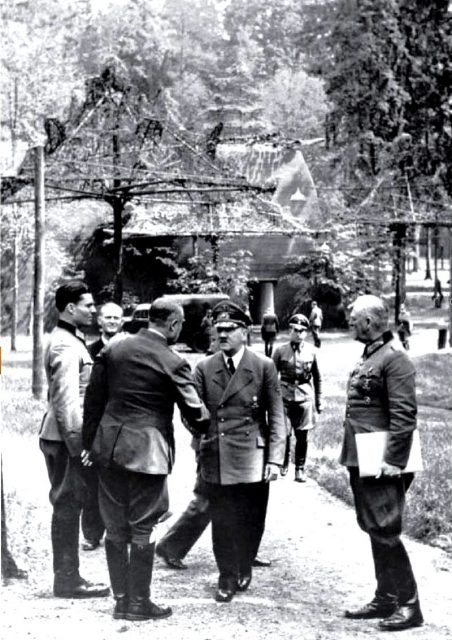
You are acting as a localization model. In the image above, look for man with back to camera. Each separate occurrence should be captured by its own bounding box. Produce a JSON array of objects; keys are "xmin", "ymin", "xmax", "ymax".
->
[
  {"xmin": 309, "ymin": 300, "xmax": 323, "ymax": 348},
  {"xmin": 341, "ymin": 294, "xmax": 423, "ymax": 631},
  {"xmin": 260, "ymin": 307, "xmax": 279, "ymax": 357},
  {"xmin": 194, "ymin": 300, "xmax": 286, "ymax": 603},
  {"xmin": 82, "ymin": 298, "xmax": 209, "ymax": 621},
  {"xmin": 39, "ymin": 280, "xmax": 109, "ymax": 598},
  {"xmin": 81, "ymin": 302, "xmax": 125, "ymax": 552}
]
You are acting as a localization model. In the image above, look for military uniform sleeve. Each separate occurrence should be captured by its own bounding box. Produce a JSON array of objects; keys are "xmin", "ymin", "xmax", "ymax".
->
[
  {"xmin": 384, "ymin": 350, "xmax": 417, "ymax": 468},
  {"xmin": 263, "ymin": 359, "xmax": 287, "ymax": 465},
  {"xmin": 312, "ymin": 353, "xmax": 322, "ymax": 411},
  {"xmin": 173, "ymin": 359, "xmax": 209, "ymax": 434},
  {"xmin": 49, "ymin": 342, "xmax": 84, "ymax": 457},
  {"xmin": 82, "ymin": 351, "xmax": 109, "ymax": 450}
]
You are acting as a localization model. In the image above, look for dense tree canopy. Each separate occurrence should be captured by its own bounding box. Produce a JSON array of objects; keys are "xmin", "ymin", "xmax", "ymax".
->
[{"xmin": 1, "ymin": 0, "xmax": 450, "ymax": 328}]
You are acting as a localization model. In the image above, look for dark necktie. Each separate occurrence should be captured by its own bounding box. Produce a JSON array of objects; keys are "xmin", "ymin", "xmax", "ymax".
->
[
  {"xmin": 227, "ymin": 357, "xmax": 235, "ymax": 375},
  {"xmin": 291, "ymin": 342, "xmax": 300, "ymax": 352}
]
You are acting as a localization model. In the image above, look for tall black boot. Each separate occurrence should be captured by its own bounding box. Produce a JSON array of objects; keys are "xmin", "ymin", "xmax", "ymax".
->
[
  {"xmin": 105, "ymin": 539, "xmax": 129, "ymax": 619},
  {"xmin": 126, "ymin": 543, "xmax": 172, "ymax": 620},
  {"xmin": 52, "ymin": 514, "xmax": 109, "ymax": 598}
]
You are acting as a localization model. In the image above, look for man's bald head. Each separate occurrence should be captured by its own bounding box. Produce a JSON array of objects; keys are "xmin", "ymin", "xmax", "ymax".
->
[
  {"xmin": 349, "ymin": 294, "xmax": 389, "ymax": 344},
  {"xmin": 148, "ymin": 298, "xmax": 184, "ymax": 345},
  {"xmin": 97, "ymin": 302, "xmax": 124, "ymax": 338}
]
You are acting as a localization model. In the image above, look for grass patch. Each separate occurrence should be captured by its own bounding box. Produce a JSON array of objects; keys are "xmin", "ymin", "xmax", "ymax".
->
[
  {"xmin": 305, "ymin": 397, "xmax": 452, "ymax": 549},
  {"xmin": 412, "ymin": 352, "xmax": 452, "ymax": 410}
]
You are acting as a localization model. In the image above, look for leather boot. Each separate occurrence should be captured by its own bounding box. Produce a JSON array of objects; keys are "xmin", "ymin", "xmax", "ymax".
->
[
  {"xmin": 378, "ymin": 592, "xmax": 423, "ymax": 631},
  {"xmin": 295, "ymin": 467, "xmax": 307, "ymax": 483},
  {"xmin": 126, "ymin": 543, "xmax": 172, "ymax": 621},
  {"xmin": 345, "ymin": 592, "xmax": 398, "ymax": 619},
  {"xmin": 105, "ymin": 539, "xmax": 129, "ymax": 619},
  {"xmin": 53, "ymin": 550, "xmax": 109, "ymax": 599}
]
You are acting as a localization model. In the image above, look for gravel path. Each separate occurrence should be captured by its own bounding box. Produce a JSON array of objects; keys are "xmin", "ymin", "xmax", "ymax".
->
[{"xmin": 2, "ymin": 334, "xmax": 451, "ymax": 640}]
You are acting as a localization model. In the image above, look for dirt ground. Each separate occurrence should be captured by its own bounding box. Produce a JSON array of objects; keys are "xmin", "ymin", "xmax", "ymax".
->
[{"xmin": 1, "ymin": 333, "xmax": 452, "ymax": 640}]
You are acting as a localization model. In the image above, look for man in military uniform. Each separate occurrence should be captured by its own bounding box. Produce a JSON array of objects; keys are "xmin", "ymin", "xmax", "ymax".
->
[
  {"xmin": 194, "ymin": 301, "xmax": 286, "ymax": 603},
  {"xmin": 39, "ymin": 280, "xmax": 109, "ymax": 599},
  {"xmin": 82, "ymin": 298, "xmax": 209, "ymax": 621},
  {"xmin": 272, "ymin": 314, "xmax": 322, "ymax": 482},
  {"xmin": 309, "ymin": 301, "xmax": 323, "ymax": 348},
  {"xmin": 341, "ymin": 294, "xmax": 423, "ymax": 631},
  {"xmin": 82, "ymin": 302, "xmax": 125, "ymax": 552}
]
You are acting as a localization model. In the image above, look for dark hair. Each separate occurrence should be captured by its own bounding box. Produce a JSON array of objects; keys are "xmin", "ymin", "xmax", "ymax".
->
[
  {"xmin": 55, "ymin": 280, "xmax": 90, "ymax": 312},
  {"xmin": 148, "ymin": 298, "xmax": 183, "ymax": 325}
]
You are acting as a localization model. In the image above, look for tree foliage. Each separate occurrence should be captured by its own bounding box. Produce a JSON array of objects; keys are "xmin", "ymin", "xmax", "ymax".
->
[
  {"xmin": 324, "ymin": 0, "xmax": 451, "ymax": 200},
  {"xmin": 168, "ymin": 247, "xmax": 254, "ymax": 308}
]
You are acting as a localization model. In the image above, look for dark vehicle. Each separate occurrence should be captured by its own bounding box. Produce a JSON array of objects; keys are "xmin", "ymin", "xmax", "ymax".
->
[{"xmin": 122, "ymin": 293, "xmax": 230, "ymax": 351}]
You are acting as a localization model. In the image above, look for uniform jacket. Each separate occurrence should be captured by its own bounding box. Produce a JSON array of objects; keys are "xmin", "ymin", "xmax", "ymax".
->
[
  {"xmin": 39, "ymin": 322, "xmax": 92, "ymax": 457},
  {"xmin": 194, "ymin": 348, "xmax": 286, "ymax": 485},
  {"xmin": 261, "ymin": 313, "xmax": 279, "ymax": 335},
  {"xmin": 272, "ymin": 341, "xmax": 322, "ymax": 410},
  {"xmin": 87, "ymin": 337, "xmax": 106, "ymax": 359},
  {"xmin": 339, "ymin": 331, "xmax": 417, "ymax": 469},
  {"xmin": 82, "ymin": 329, "xmax": 209, "ymax": 475},
  {"xmin": 309, "ymin": 308, "xmax": 323, "ymax": 328}
]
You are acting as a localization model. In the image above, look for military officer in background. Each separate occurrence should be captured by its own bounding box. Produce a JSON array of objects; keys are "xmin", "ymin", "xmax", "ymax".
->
[
  {"xmin": 194, "ymin": 301, "xmax": 286, "ymax": 603},
  {"xmin": 272, "ymin": 313, "xmax": 322, "ymax": 482},
  {"xmin": 341, "ymin": 294, "xmax": 423, "ymax": 631}
]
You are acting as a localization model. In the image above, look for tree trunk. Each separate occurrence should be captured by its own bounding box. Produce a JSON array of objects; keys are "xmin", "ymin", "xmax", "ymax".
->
[
  {"xmin": 10, "ymin": 220, "xmax": 18, "ymax": 352},
  {"xmin": 32, "ymin": 146, "xmax": 45, "ymax": 399}
]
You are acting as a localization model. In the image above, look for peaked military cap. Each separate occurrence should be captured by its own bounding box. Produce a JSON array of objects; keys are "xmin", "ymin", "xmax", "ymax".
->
[
  {"xmin": 212, "ymin": 300, "xmax": 252, "ymax": 328},
  {"xmin": 289, "ymin": 313, "xmax": 310, "ymax": 330}
]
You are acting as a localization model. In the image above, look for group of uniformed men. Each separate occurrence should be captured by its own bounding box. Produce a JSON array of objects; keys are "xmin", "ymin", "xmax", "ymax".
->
[{"xmin": 39, "ymin": 280, "xmax": 423, "ymax": 631}]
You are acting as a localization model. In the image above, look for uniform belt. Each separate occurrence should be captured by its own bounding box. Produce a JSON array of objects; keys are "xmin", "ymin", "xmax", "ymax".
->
[{"xmin": 281, "ymin": 376, "xmax": 311, "ymax": 384}]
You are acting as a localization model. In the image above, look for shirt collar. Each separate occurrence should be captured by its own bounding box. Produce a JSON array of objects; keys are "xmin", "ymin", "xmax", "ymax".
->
[
  {"xmin": 146, "ymin": 327, "xmax": 167, "ymax": 341},
  {"xmin": 363, "ymin": 330, "xmax": 393, "ymax": 358},
  {"xmin": 57, "ymin": 319, "xmax": 86, "ymax": 344},
  {"xmin": 223, "ymin": 345, "xmax": 245, "ymax": 370}
]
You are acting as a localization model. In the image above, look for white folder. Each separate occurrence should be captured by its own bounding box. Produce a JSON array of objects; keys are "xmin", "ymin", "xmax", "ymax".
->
[{"xmin": 355, "ymin": 430, "xmax": 423, "ymax": 478}]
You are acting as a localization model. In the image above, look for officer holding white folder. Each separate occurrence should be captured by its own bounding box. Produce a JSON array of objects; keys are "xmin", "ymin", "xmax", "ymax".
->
[{"xmin": 339, "ymin": 294, "xmax": 423, "ymax": 632}]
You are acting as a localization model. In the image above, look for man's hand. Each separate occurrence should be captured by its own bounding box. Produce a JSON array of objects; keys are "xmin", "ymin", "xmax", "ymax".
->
[
  {"xmin": 81, "ymin": 449, "xmax": 93, "ymax": 467},
  {"xmin": 376, "ymin": 461, "xmax": 402, "ymax": 478},
  {"xmin": 264, "ymin": 463, "xmax": 279, "ymax": 482}
]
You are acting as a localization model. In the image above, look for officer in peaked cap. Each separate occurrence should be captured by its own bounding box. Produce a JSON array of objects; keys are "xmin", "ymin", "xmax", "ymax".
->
[
  {"xmin": 272, "ymin": 311, "xmax": 322, "ymax": 482},
  {"xmin": 288, "ymin": 313, "xmax": 310, "ymax": 331},
  {"xmin": 193, "ymin": 298, "xmax": 286, "ymax": 603},
  {"xmin": 211, "ymin": 301, "xmax": 252, "ymax": 328}
]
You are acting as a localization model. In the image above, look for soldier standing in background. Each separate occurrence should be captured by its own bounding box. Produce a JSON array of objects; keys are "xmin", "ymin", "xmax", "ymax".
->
[
  {"xmin": 81, "ymin": 302, "xmax": 125, "ymax": 552},
  {"xmin": 309, "ymin": 301, "xmax": 323, "ymax": 348},
  {"xmin": 260, "ymin": 307, "xmax": 279, "ymax": 357},
  {"xmin": 272, "ymin": 314, "xmax": 322, "ymax": 482}
]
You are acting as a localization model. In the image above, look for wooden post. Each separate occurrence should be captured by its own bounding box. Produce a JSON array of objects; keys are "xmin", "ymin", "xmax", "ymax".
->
[
  {"xmin": 425, "ymin": 225, "xmax": 432, "ymax": 279},
  {"xmin": 449, "ymin": 228, "xmax": 452, "ymax": 347},
  {"xmin": 32, "ymin": 146, "xmax": 45, "ymax": 399},
  {"xmin": 112, "ymin": 131, "xmax": 124, "ymax": 303},
  {"xmin": 392, "ymin": 223, "xmax": 406, "ymax": 326},
  {"xmin": 10, "ymin": 213, "xmax": 18, "ymax": 352}
]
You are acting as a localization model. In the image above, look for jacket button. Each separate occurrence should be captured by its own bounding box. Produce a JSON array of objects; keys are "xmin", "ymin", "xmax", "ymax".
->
[
  {"xmin": 220, "ymin": 432, "xmax": 225, "ymax": 437},
  {"xmin": 220, "ymin": 418, "xmax": 224, "ymax": 422}
]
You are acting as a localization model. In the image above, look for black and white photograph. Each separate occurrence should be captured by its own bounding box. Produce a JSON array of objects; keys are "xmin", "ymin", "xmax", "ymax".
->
[{"xmin": 1, "ymin": 1, "xmax": 451, "ymax": 639}]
